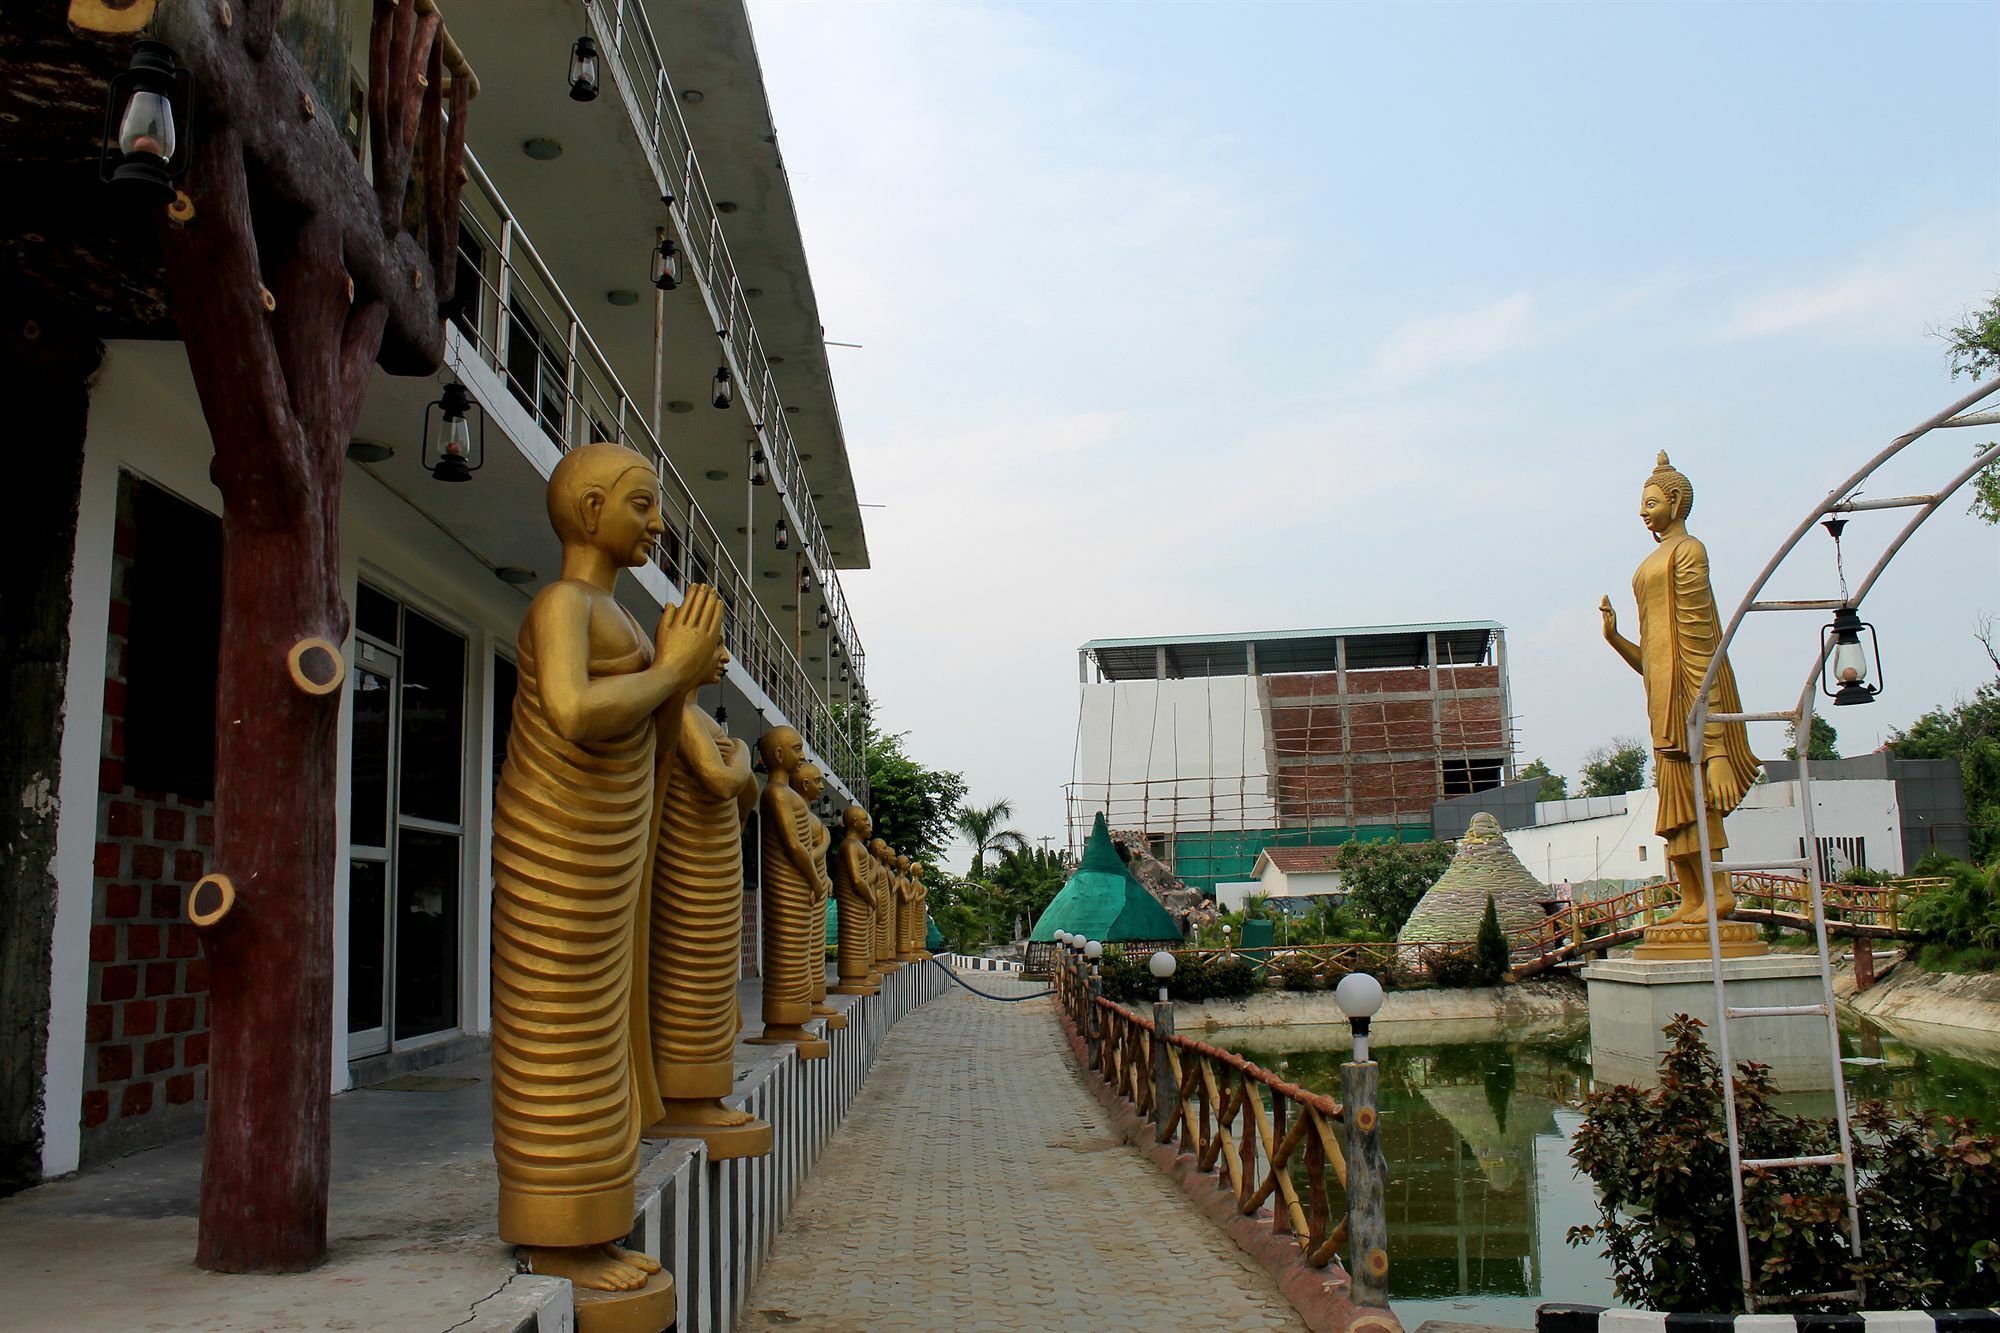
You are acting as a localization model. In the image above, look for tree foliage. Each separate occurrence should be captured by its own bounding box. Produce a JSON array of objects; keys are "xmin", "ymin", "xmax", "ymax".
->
[
  {"xmin": 1569, "ymin": 1015, "xmax": 1999, "ymax": 1312},
  {"xmin": 857, "ymin": 722, "xmax": 967, "ymax": 865},
  {"xmin": 952, "ymin": 797, "xmax": 1028, "ymax": 880},
  {"xmin": 1520, "ymin": 757, "xmax": 1568, "ymax": 801},
  {"xmin": 1889, "ymin": 676, "xmax": 2000, "ymax": 862},
  {"xmin": 987, "ymin": 846, "xmax": 1069, "ymax": 937},
  {"xmin": 1474, "ymin": 893, "xmax": 1510, "ymax": 986},
  {"xmin": 1580, "ymin": 737, "xmax": 1650, "ymax": 797},
  {"xmin": 1333, "ymin": 839, "xmax": 1454, "ymax": 934},
  {"xmin": 1943, "ymin": 293, "xmax": 2000, "ymax": 524},
  {"xmin": 1784, "ymin": 715, "xmax": 1840, "ymax": 762}
]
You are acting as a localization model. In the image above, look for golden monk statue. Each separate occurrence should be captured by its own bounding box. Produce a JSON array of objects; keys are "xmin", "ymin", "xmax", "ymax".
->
[
  {"xmin": 869, "ymin": 838, "xmax": 902, "ymax": 972},
  {"xmin": 911, "ymin": 861, "xmax": 933, "ymax": 960},
  {"xmin": 829, "ymin": 807, "xmax": 881, "ymax": 995},
  {"xmin": 491, "ymin": 441, "xmax": 718, "ymax": 1323},
  {"xmin": 893, "ymin": 853, "xmax": 921, "ymax": 963},
  {"xmin": 748, "ymin": 728, "xmax": 830, "ymax": 1058},
  {"xmin": 1601, "ymin": 451, "xmax": 1764, "ymax": 960},
  {"xmin": 794, "ymin": 761, "xmax": 846, "ymax": 1031},
  {"xmin": 645, "ymin": 660, "xmax": 772, "ymax": 1157}
]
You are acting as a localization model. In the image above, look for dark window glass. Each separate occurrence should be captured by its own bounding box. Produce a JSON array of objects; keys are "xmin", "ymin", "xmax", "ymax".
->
[
  {"xmin": 348, "ymin": 663, "xmax": 393, "ymax": 849},
  {"xmin": 392, "ymin": 829, "xmax": 459, "ymax": 1040},
  {"xmin": 399, "ymin": 609, "xmax": 465, "ymax": 823},
  {"xmin": 444, "ymin": 227, "xmax": 485, "ymax": 342},
  {"xmin": 124, "ymin": 479, "xmax": 221, "ymax": 798},
  {"xmin": 492, "ymin": 655, "xmax": 518, "ymax": 800},
  {"xmin": 355, "ymin": 581, "xmax": 399, "ymax": 646},
  {"xmin": 347, "ymin": 859, "xmax": 387, "ymax": 1034}
]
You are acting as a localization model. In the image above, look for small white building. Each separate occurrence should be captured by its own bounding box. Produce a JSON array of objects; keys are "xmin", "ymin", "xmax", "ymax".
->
[
  {"xmin": 1504, "ymin": 779, "xmax": 1902, "ymax": 889},
  {"xmin": 1246, "ymin": 847, "xmax": 1347, "ymax": 902}
]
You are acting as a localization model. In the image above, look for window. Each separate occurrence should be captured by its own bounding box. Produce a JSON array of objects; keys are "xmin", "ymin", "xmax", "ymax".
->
[
  {"xmin": 506, "ymin": 298, "xmax": 566, "ymax": 442},
  {"xmin": 124, "ymin": 479, "xmax": 222, "ymax": 798},
  {"xmin": 1441, "ymin": 758, "xmax": 1504, "ymax": 798}
]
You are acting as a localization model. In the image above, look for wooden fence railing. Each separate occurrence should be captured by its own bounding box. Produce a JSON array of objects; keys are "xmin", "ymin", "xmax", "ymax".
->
[{"xmin": 1050, "ymin": 945, "xmax": 1391, "ymax": 1307}]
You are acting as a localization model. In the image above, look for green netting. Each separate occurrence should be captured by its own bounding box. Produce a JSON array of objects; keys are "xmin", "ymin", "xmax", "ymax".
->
[
  {"xmin": 1160, "ymin": 822, "xmax": 1434, "ymax": 897},
  {"xmin": 1030, "ymin": 812, "xmax": 1183, "ymax": 942}
]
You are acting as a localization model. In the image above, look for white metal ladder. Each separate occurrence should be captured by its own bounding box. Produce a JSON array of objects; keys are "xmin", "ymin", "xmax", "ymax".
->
[{"xmin": 1686, "ymin": 374, "xmax": 2000, "ymax": 1311}]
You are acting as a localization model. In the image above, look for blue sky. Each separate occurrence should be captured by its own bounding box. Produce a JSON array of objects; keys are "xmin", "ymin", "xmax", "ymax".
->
[{"xmin": 749, "ymin": 0, "xmax": 2000, "ymax": 867}]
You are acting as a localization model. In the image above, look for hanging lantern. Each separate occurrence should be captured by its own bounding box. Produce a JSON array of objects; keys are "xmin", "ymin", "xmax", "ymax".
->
[
  {"xmin": 839, "ymin": 663, "xmax": 849, "ymax": 684},
  {"xmin": 799, "ymin": 565, "xmax": 814, "ymax": 595},
  {"xmin": 712, "ymin": 365, "xmax": 733, "ymax": 410},
  {"xmin": 748, "ymin": 450, "xmax": 768, "ymax": 486},
  {"xmin": 1821, "ymin": 606, "xmax": 1881, "ymax": 707},
  {"xmin": 830, "ymin": 637, "xmax": 842, "ymax": 658},
  {"xmin": 773, "ymin": 517, "xmax": 790, "ymax": 551},
  {"xmin": 568, "ymin": 34, "xmax": 601, "ymax": 102},
  {"xmin": 652, "ymin": 230, "xmax": 680, "ymax": 291},
  {"xmin": 101, "ymin": 40, "xmax": 192, "ymax": 204},
  {"xmin": 422, "ymin": 381, "xmax": 484, "ymax": 483},
  {"xmin": 715, "ymin": 706, "xmax": 728, "ymax": 726},
  {"xmin": 816, "ymin": 603, "xmax": 830, "ymax": 630}
]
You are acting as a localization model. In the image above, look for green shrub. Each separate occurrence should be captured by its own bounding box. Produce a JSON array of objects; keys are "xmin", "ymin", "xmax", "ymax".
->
[
  {"xmin": 1474, "ymin": 894, "xmax": 1509, "ymax": 986},
  {"xmin": 1903, "ymin": 856, "xmax": 2000, "ymax": 952},
  {"xmin": 1272, "ymin": 951, "xmax": 1324, "ymax": 991},
  {"xmin": 1097, "ymin": 952, "xmax": 1152, "ymax": 1004},
  {"xmin": 1095, "ymin": 950, "xmax": 1260, "ymax": 1004},
  {"xmin": 1568, "ymin": 1014, "xmax": 2000, "ymax": 1312},
  {"xmin": 1425, "ymin": 946, "xmax": 1482, "ymax": 989}
]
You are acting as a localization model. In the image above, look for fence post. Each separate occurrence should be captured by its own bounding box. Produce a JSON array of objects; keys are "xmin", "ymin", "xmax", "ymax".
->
[
  {"xmin": 1086, "ymin": 974, "xmax": 1104, "ymax": 1070},
  {"xmin": 1151, "ymin": 998, "xmax": 1177, "ymax": 1142},
  {"xmin": 1341, "ymin": 1059, "xmax": 1389, "ymax": 1307}
]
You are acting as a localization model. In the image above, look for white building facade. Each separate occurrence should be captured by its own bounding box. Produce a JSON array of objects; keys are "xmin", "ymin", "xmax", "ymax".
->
[{"xmin": 26, "ymin": 0, "xmax": 876, "ymax": 1182}]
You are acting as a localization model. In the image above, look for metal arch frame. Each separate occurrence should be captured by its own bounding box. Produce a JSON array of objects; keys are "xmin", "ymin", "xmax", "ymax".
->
[{"xmin": 1685, "ymin": 374, "xmax": 2000, "ymax": 1310}]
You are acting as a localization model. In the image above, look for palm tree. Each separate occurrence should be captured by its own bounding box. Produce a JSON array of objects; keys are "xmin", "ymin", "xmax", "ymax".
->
[{"xmin": 954, "ymin": 798, "xmax": 1029, "ymax": 880}]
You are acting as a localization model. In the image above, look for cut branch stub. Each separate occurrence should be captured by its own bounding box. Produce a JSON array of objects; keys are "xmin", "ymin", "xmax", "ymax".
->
[
  {"xmin": 286, "ymin": 636, "xmax": 345, "ymax": 695},
  {"xmin": 189, "ymin": 873, "xmax": 236, "ymax": 928},
  {"xmin": 67, "ymin": 0, "xmax": 158, "ymax": 34}
]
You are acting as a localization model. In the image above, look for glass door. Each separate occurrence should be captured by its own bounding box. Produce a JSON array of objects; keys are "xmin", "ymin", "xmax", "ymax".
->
[
  {"xmin": 346, "ymin": 643, "xmax": 397, "ymax": 1059},
  {"xmin": 345, "ymin": 583, "xmax": 468, "ymax": 1058}
]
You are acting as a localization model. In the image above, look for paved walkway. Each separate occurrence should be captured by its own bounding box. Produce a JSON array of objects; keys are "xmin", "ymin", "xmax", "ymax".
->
[{"xmin": 742, "ymin": 973, "xmax": 1306, "ymax": 1331}]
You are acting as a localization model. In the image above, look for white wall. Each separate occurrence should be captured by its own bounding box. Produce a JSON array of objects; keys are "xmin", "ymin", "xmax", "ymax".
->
[
  {"xmin": 1503, "ymin": 779, "xmax": 1903, "ymax": 888},
  {"xmin": 1254, "ymin": 861, "xmax": 1345, "ymax": 901},
  {"xmin": 1074, "ymin": 674, "xmax": 1275, "ymax": 840},
  {"xmin": 42, "ymin": 343, "xmax": 533, "ymax": 1175}
]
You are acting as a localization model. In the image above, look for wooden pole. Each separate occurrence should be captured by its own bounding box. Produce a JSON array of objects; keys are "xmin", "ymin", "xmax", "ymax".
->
[
  {"xmin": 1341, "ymin": 1060, "xmax": 1390, "ymax": 1307},
  {"xmin": 1151, "ymin": 998, "xmax": 1177, "ymax": 1142},
  {"xmin": 1085, "ymin": 971, "xmax": 1103, "ymax": 1070}
]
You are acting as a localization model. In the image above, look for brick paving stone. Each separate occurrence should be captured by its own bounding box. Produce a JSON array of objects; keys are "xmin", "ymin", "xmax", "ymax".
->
[{"xmin": 745, "ymin": 975, "xmax": 1305, "ymax": 1330}]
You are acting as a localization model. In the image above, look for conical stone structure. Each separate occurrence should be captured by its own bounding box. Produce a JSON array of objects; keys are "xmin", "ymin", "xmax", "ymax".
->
[{"xmin": 1398, "ymin": 813, "xmax": 1550, "ymax": 944}]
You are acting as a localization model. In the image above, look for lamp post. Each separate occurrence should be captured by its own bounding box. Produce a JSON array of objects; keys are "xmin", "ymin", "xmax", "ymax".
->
[
  {"xmin": 1335, "ymin": 971, "xmax": 1389, "ymax": 1307},
  {"xmin": 1149, "ymin": 950, "xmax": 1178, "ymax": 1140},
  {"xmin": 1084, "ymin": 939, "xmax": 1104, "ymax": 1070},
  {"xmin": 1220, "ymin": 922, "xmax": 1232, "ymax": 955}
]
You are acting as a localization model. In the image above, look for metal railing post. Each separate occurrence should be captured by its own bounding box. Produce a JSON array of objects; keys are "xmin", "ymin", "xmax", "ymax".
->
[
  {"xmin": 1341, "ymin": 1058, "xmax": 1389, "ymax": 1307},
  {"xmin": 1151, "ymin": 997, "xmax": 1177, "ymax": 1142}
]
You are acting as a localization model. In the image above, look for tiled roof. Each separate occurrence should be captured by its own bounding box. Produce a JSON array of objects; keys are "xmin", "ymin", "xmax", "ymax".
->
[{"xmin": 1260, "ymin": 847, "xmax": 1344, "ymax": 874}]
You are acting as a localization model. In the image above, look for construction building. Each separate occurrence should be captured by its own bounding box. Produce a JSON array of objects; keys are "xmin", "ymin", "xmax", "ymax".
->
[{"xmin": 1069, "ymin": 622, "xmax": 1516, "ymax": 897}]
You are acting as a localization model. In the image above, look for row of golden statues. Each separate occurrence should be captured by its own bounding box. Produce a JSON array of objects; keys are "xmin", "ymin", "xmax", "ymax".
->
[{"xmin": 489, "ymin": 444, "xmax": 932, "ymax": 1321}]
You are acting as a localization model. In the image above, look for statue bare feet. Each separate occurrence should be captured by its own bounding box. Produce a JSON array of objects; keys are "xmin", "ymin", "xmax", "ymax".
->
[
  {"xmin": 602, "ymin": 1242, "xmax": 659, "ymax": 1275},
  {"xmin": 523, "ymin": 1244, "xmax": 653, "ymax": 1292}
]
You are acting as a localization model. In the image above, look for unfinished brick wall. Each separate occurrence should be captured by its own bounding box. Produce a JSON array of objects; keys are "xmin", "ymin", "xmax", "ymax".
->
[
  {"xmin": 81, "ymin": 478, "xmax": 212, "ymax": 1161},
  {"xmin": 1267, "ymin": 664, "xmax": 1508, "ymax": 827}
]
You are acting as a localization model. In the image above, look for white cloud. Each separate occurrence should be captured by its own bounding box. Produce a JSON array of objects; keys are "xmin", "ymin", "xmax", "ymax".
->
[{"xmin": 1717, "ymin": 219, "xmax": 1997, "ymax": 344}]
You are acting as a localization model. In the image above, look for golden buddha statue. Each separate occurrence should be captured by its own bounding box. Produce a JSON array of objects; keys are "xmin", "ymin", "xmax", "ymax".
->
[
  {"xmin": 490, "ymin": 441, "xmax": 719, "ymax": 1322},
  {"xmin": 829, "ymin": 807, "xmax": 882, "ymax": 996},
  {"xmin": 911, "ymin": 861, "xmax": 933, "ymax": 960},
  {"xmin": 869, "ymin": 838, "xmax": 902, "ymax": 972},
  {"xmin": 793, "ymin": 761, "xmax": 846, "ymax": 1031},
  {"xmin": 748, "ymin": 728, "xmax": 830, "ymax": 1058},
  {"xmin": 644, "ymin": 666, "xmax": 772, "ymax": 1156},
  {"xmin": 893, "ymin": 853, "xmax": 921, "ymax": 963},
  {"xmin": 1601, "ymin": 451, "xmax": 1765, "ymax": 960}
]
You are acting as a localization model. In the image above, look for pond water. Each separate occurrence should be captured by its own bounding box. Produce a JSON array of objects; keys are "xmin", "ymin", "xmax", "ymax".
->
[{"xmin": 1221, "ymin": 1015, "xmax": 2000, "ymax": 1330}]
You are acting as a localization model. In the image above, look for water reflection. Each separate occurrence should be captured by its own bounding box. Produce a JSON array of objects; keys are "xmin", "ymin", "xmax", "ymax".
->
[{"xmin": 1225, "ymin": 1014, "xmax": 1999, "ymax": 1329}]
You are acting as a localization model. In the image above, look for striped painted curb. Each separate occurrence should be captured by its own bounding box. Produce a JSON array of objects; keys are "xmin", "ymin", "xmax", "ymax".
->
[{"xmin": 1539, "ymin": 1304, "xmax": 2000, "ymax": 1333}]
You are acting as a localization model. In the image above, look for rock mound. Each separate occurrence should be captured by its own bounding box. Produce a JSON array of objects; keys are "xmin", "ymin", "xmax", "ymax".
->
[{"xmin": 1398, "ymin": 813, "xmax": 1551, "ymax": 944}]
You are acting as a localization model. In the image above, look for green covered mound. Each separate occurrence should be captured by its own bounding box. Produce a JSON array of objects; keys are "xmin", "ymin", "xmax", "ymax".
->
[
  {"xmin": 1030, "ymin": 812, "xmax": 1182, "ymax": 944},
  {"xmin": 1398, "ymin": 813, "xmax": 1552, "ymax": 945}
]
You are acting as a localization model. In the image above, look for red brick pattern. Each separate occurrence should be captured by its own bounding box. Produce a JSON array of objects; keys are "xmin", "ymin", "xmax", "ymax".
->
[{"xmin": 81, "ymin": 481, "xmax": 212, "ymax": 1148}]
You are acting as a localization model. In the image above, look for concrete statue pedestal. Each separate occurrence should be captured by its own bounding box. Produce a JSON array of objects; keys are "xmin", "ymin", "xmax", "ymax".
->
[{"xmin": 1584, "ymin": 953, "xmax": 1833, "ymax": 1091}]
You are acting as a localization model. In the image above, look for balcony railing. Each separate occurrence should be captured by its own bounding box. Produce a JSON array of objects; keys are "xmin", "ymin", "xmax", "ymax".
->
[
  {"xmin": 586, "ymin": 0, "xmax": 867, "ymax": 687},
  {"xmin": 448, "ymin": 150, "xmax": 866, "ymax": 797}
]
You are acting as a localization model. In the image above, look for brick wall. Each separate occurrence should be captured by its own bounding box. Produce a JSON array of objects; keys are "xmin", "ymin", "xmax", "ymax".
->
[{"xmin": 82, "ymin": 478, "xmax": 212, "ymax": 1162}]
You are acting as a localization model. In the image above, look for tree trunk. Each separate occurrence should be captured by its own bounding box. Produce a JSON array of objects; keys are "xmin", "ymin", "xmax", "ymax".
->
[{"xmin": 195, "ymin": 517, "xmax": 341, "ymax": 1269}]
